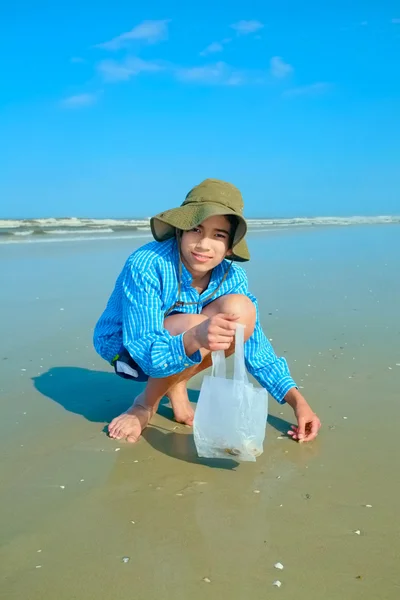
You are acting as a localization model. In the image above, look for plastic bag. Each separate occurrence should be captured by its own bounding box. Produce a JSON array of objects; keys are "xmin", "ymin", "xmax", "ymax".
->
[{"xmin": 193, "ymin": 324, "xmax": 268, "ymax": 462}]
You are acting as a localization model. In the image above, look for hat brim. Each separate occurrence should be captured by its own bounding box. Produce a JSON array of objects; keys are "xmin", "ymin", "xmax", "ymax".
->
[{"xmin": 150, "ymin": 202, "xmax": 250, "ymax": 262}]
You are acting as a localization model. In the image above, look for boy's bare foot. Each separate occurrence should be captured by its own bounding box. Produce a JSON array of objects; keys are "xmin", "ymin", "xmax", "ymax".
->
[
  {"xmin": 108, "ymin": 392, "xmax": 153, "ymax": 443},
  {"xmin": 167, "ymin": 382, "xmax": 195, "ymax": 426}
]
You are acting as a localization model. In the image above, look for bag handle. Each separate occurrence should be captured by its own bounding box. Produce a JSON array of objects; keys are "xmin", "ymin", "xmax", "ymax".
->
[
  {"xmin": 233, "ymin": 323, "xmax": 248, "ymax": 383},
  {"xmin": 210, "ymin": 323, "xmax": 247, "ymax": 382},
  {"xmin": 211, "ymin": 350, "xmax": 226, "ymax": 378}
]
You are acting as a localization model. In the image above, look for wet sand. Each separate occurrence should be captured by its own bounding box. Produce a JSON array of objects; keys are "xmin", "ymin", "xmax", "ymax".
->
[{"xmin": 1, "ymin": 226, "xmax": 399, "ymax": 599}]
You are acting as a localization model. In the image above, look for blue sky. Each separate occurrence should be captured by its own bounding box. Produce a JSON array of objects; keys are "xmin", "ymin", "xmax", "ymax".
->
[{"xmin": 0, "ymin": 1, "xmax": 399, "ymax": 218}]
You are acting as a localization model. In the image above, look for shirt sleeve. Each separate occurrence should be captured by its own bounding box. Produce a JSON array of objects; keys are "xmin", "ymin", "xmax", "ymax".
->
[
  {"xmin": 231, "ymin": 268, "xmax": 298, "ymax": 404},
  {"xmin": 122, "ymin": 259, "xmax": 202, "ymax": 378}
]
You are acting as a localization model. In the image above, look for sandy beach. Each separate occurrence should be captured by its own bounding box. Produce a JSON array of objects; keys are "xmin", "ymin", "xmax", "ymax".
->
[{"xmin": 1, "ymin": 225, "xmax": 399, "ymax": 600}]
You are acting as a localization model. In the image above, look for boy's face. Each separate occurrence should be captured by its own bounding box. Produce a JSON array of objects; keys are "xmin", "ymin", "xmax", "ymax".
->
[{"xmin": 180, "ymin": 215, "xmax": 233, "ymax": 277}]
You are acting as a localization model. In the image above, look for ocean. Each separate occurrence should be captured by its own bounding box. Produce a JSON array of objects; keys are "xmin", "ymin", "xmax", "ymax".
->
[{"xmin": 1, "ymin": 214, "xmax": 399, "ymax": 244}]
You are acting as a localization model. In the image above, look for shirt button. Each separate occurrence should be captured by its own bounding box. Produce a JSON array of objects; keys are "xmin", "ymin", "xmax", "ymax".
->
[
  {"xmin": 164, "ymin": 363, "xmax": 168, "ymax": 368},
  {"xmin": 184, "ymin": 363, "xmax": 189, "ymax": 367},
  {"xmin": 178, "ymin": 355, "xmax": 183, "ymax": 360}
]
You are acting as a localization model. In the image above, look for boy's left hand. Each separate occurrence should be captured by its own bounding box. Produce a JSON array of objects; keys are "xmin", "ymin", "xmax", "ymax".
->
[{"xmin": 284, "ymin": 389, "xmax": 321, "ymax": 443}]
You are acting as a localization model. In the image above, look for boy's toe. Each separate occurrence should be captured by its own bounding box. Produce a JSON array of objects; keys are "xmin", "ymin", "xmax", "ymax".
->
[{"xmin": 108, "ymin": 418, "xmax": 119, "ymax": 434}]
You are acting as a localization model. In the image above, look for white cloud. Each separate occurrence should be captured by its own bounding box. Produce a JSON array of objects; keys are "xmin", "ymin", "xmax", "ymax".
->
[
  {"xmin": 392, "ymin": 18, "xmax": 400, "ymax": 24},
  {"xmin": 61, "ymin": 93, "xmax": 97, "ymax": 108},
  {"xmin": 177, "ymin": 62, "xmax": 227, "ymax": 84},
  {"xmin": 96, "ymin": 19, "xmax": 170, "ymax": 50},
  {"xmin": 176, "ymin": 61, "xmax": 243, "ymax": 86},
  {"xmin": 283, "ymin": 82, "xmax": 332, "ymax": 98},
  {"xmin": 96, "ymin": 54, "xmax": 244, "ymax": 87},
  {"xmin": 97, "ymin": 57, "xmax": 163, "ymax": 82},
  {"xmin": 200, "ymin": 37, "xmax": 233, "ymax": 56},
  {"xmin": 270, "ymin": 56, "xmax": 293, "ymax": 79},
  {"xmin": 225, "ymin": 74, "xmax": 244, "ymax": 86},
  {"xmin": 200, "ymin": 41, "xmax": 224, "ymax": 56},
  {"xmin": 231, "ymin": 20, "xmax": 264, "ymax": 35}
]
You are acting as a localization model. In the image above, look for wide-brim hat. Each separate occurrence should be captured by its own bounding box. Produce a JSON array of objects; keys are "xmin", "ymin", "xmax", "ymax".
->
[{"xmin": 150, "ymin": 178, "xmax": 250, "ymax": 262}]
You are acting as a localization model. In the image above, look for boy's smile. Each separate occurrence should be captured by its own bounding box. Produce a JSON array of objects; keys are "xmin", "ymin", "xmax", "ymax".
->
[{"xmin": 191, "ymin": 251, "xmax": 212, "ymax": 263}]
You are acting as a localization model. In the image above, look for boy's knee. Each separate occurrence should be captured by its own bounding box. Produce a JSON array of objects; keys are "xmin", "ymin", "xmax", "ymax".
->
[
  {"xmin": 210, "ymin": 294, "xmax": 255, "ymax": 319},
  {"xmin": 221, "ymin": 294, "xmax": 255, "ymax": 317},
  {"xmin": 164, "ymin": 313, "xmax": 207, "ymax": 336},
  {"xmin": 164, "ymin": 295, "xmax": 256, "ymax": 338},
  {"xmin": 203, "ymin": 294, "xmax": 256, "ymax": 338}
]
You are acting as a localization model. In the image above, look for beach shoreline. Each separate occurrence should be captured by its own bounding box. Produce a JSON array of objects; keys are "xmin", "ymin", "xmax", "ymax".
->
[
  {"xmin": 1, "ymin": 214, "xmax": 399, "ymax": 245},
  {"xmin": 1, "ymin": 225, "xmax": 399, "ymax": 600}
]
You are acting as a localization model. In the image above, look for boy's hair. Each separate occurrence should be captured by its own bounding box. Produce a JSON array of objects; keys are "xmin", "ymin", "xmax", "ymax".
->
[
  {"xmin": 176, "ymin": 214, "xmax": 238, "ymax": 249},
  {"xmin": 225, "ymin": 215, "xmax": 238, "ymax": 248}
]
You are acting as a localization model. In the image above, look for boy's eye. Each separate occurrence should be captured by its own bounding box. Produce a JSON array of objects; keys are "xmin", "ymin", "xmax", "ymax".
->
[
  {"xmin": 191, "ymin": 227, "xmax": 201, "ymax": 233},
  {"xmin": 216, "ymin": 233, "xmax": 227, "ymax": 239}
]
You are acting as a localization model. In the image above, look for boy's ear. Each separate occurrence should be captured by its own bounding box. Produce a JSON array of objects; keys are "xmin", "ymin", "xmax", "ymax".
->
[{"xmin": 226, "ymin": 248, "xmax": 233, "ymax": 257}]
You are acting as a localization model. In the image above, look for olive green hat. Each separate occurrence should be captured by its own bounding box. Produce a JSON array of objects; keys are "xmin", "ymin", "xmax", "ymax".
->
[{"xmin": 150, "ymin": 178, "xmax": 250, "ymax": 262}]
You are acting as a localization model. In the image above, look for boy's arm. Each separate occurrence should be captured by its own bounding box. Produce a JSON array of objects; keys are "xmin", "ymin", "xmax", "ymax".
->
[
  {"xmin": 284, "ymin": 387, "xmax": 321, "ymax": 443},
  {"xmin": 122, "ymin": 261, "xmax": 202, "ymax": 378},
  {"xmin": 243, "ymin": 294, "xmax": 297, "ymax": 403},
  {"xmin": 246, "ymin": 316, "xmax": 321, "ymax": 442},
  {"xmin": 226, "ymin": 268, "xmax": 296, "ymax": 402},
  {"xmin": 247, "ymin": 317, "xmax": 321, "ymax": 441},
  {"xmin": 230, "ymin": 269, "xmax": 321, "ymax": 441}
]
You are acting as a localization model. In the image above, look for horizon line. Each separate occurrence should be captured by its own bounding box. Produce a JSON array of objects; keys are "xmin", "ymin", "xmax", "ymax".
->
[{"xmin": 1, "ymin": 214, "xmax": 400, "ymax": 222}]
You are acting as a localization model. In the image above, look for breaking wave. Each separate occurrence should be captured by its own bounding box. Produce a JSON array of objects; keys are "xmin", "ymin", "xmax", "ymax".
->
[{"xmin": 0, "ymin": 215, "xmax": 399, "ymax": 245}]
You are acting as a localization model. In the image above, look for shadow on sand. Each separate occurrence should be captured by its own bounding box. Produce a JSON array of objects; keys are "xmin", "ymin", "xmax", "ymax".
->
[{"xmin": 33, "ymin": 366, "xmax": 293, "ymax": 467}]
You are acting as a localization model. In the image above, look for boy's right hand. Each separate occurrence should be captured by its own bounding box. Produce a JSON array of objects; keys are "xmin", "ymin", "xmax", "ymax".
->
[{"xmin": 194, "ymin": 313, "xmax": 239, "ymax": 351}]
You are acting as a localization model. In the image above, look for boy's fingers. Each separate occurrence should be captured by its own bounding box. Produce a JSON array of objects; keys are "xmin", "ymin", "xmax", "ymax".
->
[
  {"xmin": 212, "ymin": 323, "xmax": 238, "ymax": 336},
  {"xmin": 217, "ymin": 317, "xmax": 239, "ymax": 330},
  {"xmin": 220, "ymin": 313, "xmax": 240, "ymax": 320},
  {"xmin": 210, "ymin": 326, "xmax": 235, "ymax": 339},
  {"xmin": 216, "ymin": 313, "xmax": 240, "ymax": 325},
  {"xmin": 297, "ymin": 417, "xmax": 306, "ymax": 442},
  {"xmin": 289, "ymin": 419, "xmax": 320, "ymax": 442},
  {"xmin": 311, "ymin": 417, "xmax": 321, "ymax": 434},
  {"xmin": 210, "ymin": 342, "xmax": 233, "ymax": 351},
  {"xmin": 214, "ymin": 323, "xmax": 235, "ymax": 337},
  {"xmin": 304, "ymin": 418, "xmax": 321, "ymax": 442}
]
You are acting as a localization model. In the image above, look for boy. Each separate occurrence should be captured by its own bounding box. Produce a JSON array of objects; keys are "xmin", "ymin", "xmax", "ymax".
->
[{"xmin": 94, "ymin": 179, "xmax": 321, "ymax": 444}]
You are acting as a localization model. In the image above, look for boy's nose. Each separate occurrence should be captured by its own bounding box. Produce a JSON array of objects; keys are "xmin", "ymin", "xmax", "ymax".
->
[{"xmin": 195, "ymin": 238, "xmax": 211, "ymax": 251}]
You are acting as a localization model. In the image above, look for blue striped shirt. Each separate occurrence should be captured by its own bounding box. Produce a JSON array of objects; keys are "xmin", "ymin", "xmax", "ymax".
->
[{"xmin": 93, "ymin": 238, "xmax": 296, "ymax": 403}]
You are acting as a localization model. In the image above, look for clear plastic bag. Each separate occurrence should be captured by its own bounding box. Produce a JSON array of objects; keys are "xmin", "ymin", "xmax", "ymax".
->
[{"xmin": 193, "ymin": 324, "xmax": 268, "ymax": 462}]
